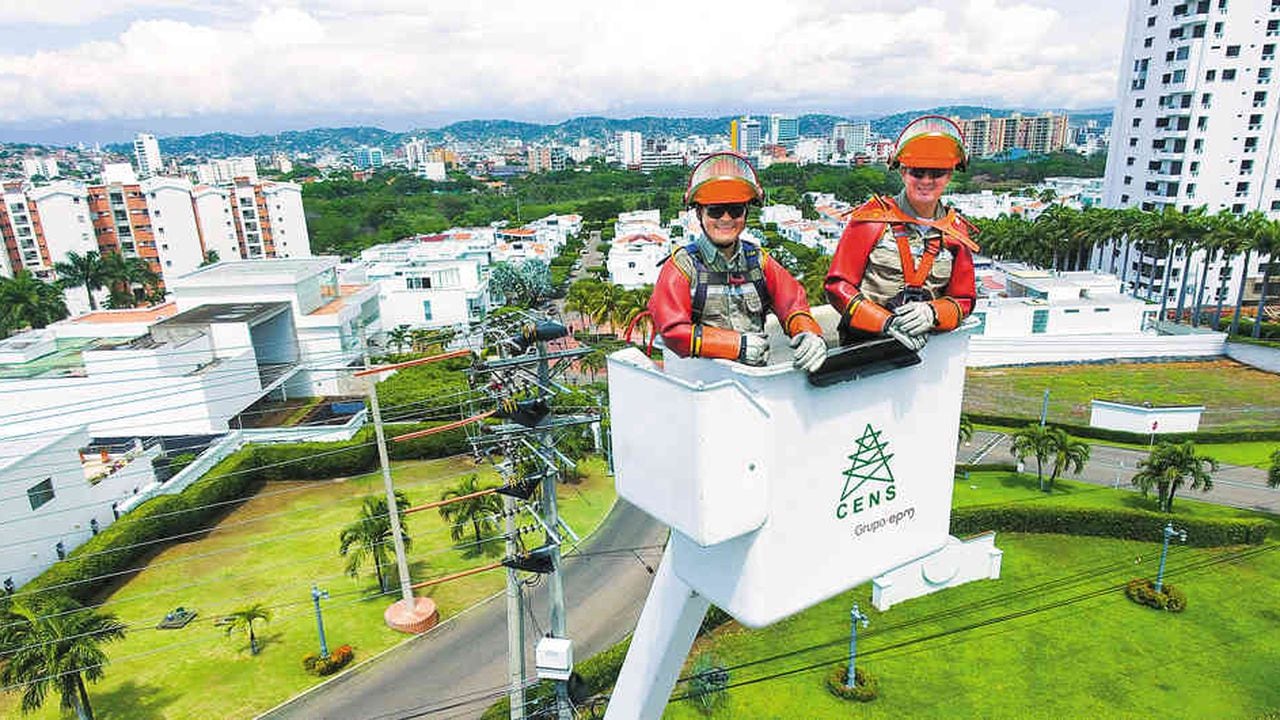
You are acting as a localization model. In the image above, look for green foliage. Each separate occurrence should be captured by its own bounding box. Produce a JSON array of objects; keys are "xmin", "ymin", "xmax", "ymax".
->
[
  {"xmin": 949, "ymin": 505, "xmax": 1270, "ymax": 547},
  {"xmin": 481, "ymin": 635, "xmax": 633, "ymax": 719},
  {"xmin": 373, "ymin": 357, "xmax": 472, "ymax": 411},
  {"xmin": 698, "ymin": 605, "xmax": 733, "ymax": 637},
  {"xmin": 1009, "ymin": 423, "xmax": 1054, "ymax": 491},
  {"xmin": 1268, "ymin": 448, "xmax": 1280, "ymax": 489},
  {"xmin": 1130, "ymin": 441, "xmax": 1219, "ymax": 513},
  {"xmin": 339, "ymin": 493, "xmax": 412, "ymax": 592},
  {"xmin": 0, "ymin": 270, "xmax": 68, "ymax": 337},
  {"xmin": 826, "ymin": 665, "xmax": 879, "ymax": 702},
  {"xmin": 302, "ymin": 644, "xmax": 354, "ymax": 676},
  {"xmin": 224, "ymin": 603, "xmax": 271, "ymax": 655},
  {"xmin": 686, "ymin": 653, "xmax": 729, "ymax": 714},
  {"xmin": 1125, "ymin": 578, "xmax": 1188, "ymax": 613},
  {"xmin": 437, "ymin": 475, "xmax": 503, "ymax": 554},
  {"xmin": 965, "ymin": 412, "xmax": 1280, "ymax": 444},
  {"xmin": 490, "ymin": 259, "xmax": 552, "ymax": 307}
]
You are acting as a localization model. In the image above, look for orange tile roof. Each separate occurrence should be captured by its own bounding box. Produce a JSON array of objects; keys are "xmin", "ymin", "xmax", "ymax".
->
[
  {"xmin": 71, "ymin": 302, "xmax": 178, "ymax": 324},
  {"xmin": 499, "ymin": 228, "xmax": 537, "ymax": 237}
]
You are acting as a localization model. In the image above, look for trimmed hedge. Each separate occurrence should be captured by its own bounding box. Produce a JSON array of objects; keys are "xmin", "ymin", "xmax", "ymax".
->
[
  {"xmin": 826, "ymin": 666, "xmax": 879, "ymax": 702},
  {"xmin": 22, "ymin": 421, "xmax": 468, "ymax": 606},
  {"xmin": 966, "ymin": 413, "xmax": 1280, "ymax": 444},
  {"xmin": 951, "ymin": 505, "xmax": 1271, "ymax": 547}
]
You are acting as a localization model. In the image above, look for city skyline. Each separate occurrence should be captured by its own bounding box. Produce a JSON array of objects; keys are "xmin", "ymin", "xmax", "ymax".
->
[{"xmin": 0, "ymin": 1, "xmax": 1126, "ymax": 144}]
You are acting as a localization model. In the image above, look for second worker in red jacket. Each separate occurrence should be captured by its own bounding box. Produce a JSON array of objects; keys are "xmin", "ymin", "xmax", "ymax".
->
[
  {"xmin": 648, "ymin": 152, "xmax": 827, "ymax": 371},
  {"xmin": 825, "ymin": 116, "xmax": 980, "ymax": 351}
]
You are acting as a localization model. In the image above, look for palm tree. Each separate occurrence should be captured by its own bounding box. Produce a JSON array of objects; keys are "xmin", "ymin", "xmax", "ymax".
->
[
  {"xmin": 224, "ymin": 603, "xmax": 271, "ymax": 655},
  {"xmin": 52, "ymin": 250, "xmax": 106, "ymax": 311},
  {"xmin": 386, "ymin": 324, "xmax": 411, "ymax": 355},
  {"xmin": 1130, "ymin": 440, "xmax": 1218, "ymax": 513},
  {"xmin": 338, "ymin": 492, "xmax": 411, "ymax": 592},
  {"xmin": 1250, "ymin": 217, "xmax": 1280, "ymax": 338},
  {"xmin": 589, "ymin": 282, "xmax": 627, "ymax": 334},
  {"xmin": 957, "ymin": 414, "xmax": 974, "ymax": 445},
  {"xmin": 409, "ymin": 327, "xmax": 433, "ymax": 353},
  {"xmin": 0, "ymin": 599, "xmax": 126, "ymax": 720},
  {"xmin": 1009, "ymin": 423, "xmax": 1054, "ymax": 492},
  {"xmin": 579, "ymin": 348, "xmax": 606, "ymax": 383},
  {"xmin": 437, "ymin": 474, "xmax": 504, "ymax": 552},
  {"xmin": 99, "ymin": 252, "xmax": 160, "ymax": 308},
  {"xmin": 1268, "ymin": 448, "xmax": 1280, "ymax": 489},
  {"xmin": 0, "ymin": 271, "xmax": 69, "ymax": 335},
  {"xmin": 1045, "ymin": 427, "xmax": 1090, "ymax": 491},
  {"xmin": 200, "ymin": 249, "xmax": 220, "ymax": 267}
]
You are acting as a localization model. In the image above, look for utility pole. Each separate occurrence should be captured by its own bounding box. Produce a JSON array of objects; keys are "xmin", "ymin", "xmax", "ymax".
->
[
  {"xmin": 363, "ymin": 327, "xmax": 415, "ymax": 605},
  {"xmin": 504, "ymin": 490, "xmax": 526, "ymax": 720},
  {"xmin": 1155, "ymin": 522, "xmax": 1187, "ymax": 593},
  {"xmin": 845, "ymin": 601, "xmax": 869, "ymax": 687},
  {"xmin": 311, "ymin": 584, "xmax": 330, "ymax": 658},
  {"xmin": 536, "ymin": 333, "xmax": 573, "ymax": 720}
]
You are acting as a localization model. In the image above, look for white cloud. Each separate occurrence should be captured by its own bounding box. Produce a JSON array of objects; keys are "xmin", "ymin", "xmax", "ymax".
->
[{"xmin": 0, "ymin": 0, "xmax": 1125, "ymax": 128}]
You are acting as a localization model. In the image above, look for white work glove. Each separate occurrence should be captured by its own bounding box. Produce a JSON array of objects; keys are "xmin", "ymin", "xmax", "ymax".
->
[
  {"xmin": 887, "ymin": 322, "xmax": 928, "ymax": 352},
  {"xmin": 789, "ymin": 332, "xmax": 827, "ymax": 373},
  {"xmin": 739, "ymin": 332, "xmax": 770, "ymax": 366},
  {"xmin": 893, "ymin": 302, "xmax": 936, "ymax": 337}
]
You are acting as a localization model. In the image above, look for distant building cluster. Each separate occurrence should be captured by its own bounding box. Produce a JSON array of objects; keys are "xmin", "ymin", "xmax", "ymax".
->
[{"xmin": 953, "ymin": 113, "xmax": 1072, "ymax": 159}]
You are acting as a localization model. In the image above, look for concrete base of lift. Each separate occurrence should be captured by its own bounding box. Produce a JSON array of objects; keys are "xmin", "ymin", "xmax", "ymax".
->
[{"xmin": 384, "ymin": 596, "xmax": 439, "ymax": 634}]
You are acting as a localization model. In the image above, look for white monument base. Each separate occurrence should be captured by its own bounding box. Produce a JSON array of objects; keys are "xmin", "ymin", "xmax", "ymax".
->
[{"xmin": 872, "ymin": 532, "xmax": 1003, "ymax": 611}]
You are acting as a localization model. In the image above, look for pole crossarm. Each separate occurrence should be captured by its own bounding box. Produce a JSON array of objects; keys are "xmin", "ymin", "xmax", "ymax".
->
[
  {"xmin": 475, "ymin": 347, "xmax": 594, "ymax": 371},
  {"xmin": 404, "ymin": 487, "xmax": 500, "ymax": 515},
  {"xmin": 354, "ymin": 348, "xmax": 473, "ymax": 377},
  {"xmin": 393, "ymin": 410, "xmax": 495, "ymax": 442},
  {"xmin": 410, "ymin": 561, "xmax": 504, "ymax": 590}
]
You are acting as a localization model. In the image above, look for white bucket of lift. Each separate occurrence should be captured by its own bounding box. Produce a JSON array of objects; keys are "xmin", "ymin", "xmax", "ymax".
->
[{"xmin": 607, "ymin": 312, "xmax": 971, "ymax": 628}]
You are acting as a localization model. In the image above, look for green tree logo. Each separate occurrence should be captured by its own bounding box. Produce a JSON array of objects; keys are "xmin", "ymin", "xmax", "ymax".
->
[{"xmin": 839, "ymin": 424, "xmax": 896, "ymax": 502}]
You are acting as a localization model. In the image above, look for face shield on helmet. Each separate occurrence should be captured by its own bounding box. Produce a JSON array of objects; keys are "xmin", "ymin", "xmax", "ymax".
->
[
  {"xmin": 891, "ymin": 115, "xmax": 968, "ymax": 172},
  {"xmin": 684, "ymin": 152, "xmax": 764, "ymax": 206}
]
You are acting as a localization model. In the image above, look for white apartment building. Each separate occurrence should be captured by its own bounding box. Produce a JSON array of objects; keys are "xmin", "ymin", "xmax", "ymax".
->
[
  {"xmin": 193, "ymin": 184, "xmax": 240, "ymax": 261},
  {"xmin": 134, "ymin": 133, "xmax": 162, "ymax": 179},
  {"xmin": 761, "ymin": 204, "xmax": 802, "ymax": 226},
  {"xmin": 196, "ymin": 156, "xmax": 259, "ymax": 186},
  {"xmin": 21, "ymin": 157, "xmax": 59, "ymax": 180},
  {"xmin": 1100, "ymin": 0, "xmax": 1277, "ymax": 308},
  {"xmin": 361, "ymin": 255, "xmax": 490, "ymax": 329},
  {"xmin": 832, "ymin": 121, "xmax": 870, "ymax": 157},
  {"xmin": 144, "ymin": 177, "xmax": 207, "ymax": 279},
  {"xmin": 617, "ymin": 131, "xmax": 643, "ymax": 168}
]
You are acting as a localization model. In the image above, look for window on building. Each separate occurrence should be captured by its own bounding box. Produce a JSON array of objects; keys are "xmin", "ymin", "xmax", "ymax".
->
[
  {"xmin": 1172, "ymin": 69, "xmax": 1186, "ymax": 83},
  {"xmin": 1266, "ymin": 44, "xmax": 1277, "ymax": 59},
  {"xmin": 1145, "ymin": 36, "xmax": 1154, "ymax": 47},
  {"xmin": 1133, "ymin": 117, "xmax": 1142, "ymax": 128},
  {"xmin": 1245, "ymin": 136, "xmax": 1259, "ymax": 152},
  {"xmin": 1270, "ymin": 19, "xmax": 1280, "ymax": 36},
  {"xmin": 1255, "ymin": 91, "xmax": 1269, "ymax": 106},
  {"xmin": 1201, "ymin": 92, "xmax": 1213, "ymax": 107},
  {"xmin": 1236, "ymin": 181, "xmax": 1250, "ymax": 196},
  {"xmin": 1127, "ymin": 156, "xmax": 1136, "ymax": 166},
  {"xmin": 1175, "ymin": 45, "xmax": 1191, "ymax": 60},
  {"xmin": 1191, "ymin": 22, "xmax": 1206, "ymax": 37},
  {"xmin": 1213, "ymin": 21, "xmax": 1224, "ymax": 37},
  {"xmin": 1125, "ymin": 176, "xmax": 1134, "ymax": 186},
  {"xmin": 405, "ymin": 276, "xmax": 432, "ymax": 290},
  {"xmin": 1122, "ymin": 194, "xmax": 1131, "ymax": 203},
  {"xmin": 1130, "ymin": 137, "xmax": 1140, "ymax": 147},
  {"xmin": 1226, "ymin": 45, "xmax": 1240, "ymax": 57},
  {"xmin": 1135, "ymin": 97, "xmax": 1145, "ymax": 108},
  {"xmin": 1197, "ymin": 116, "xmax": 1209, "ymax": 130},
  {"xmin": 1222, "ymin": 68, "xmax": 1237, "ymax": 80},
  {"xmin": 1187, "ymin": 183, "xmax": 1197, "ymax": 197},
  {"xmin": 27, "ymin": 479, "xmax": 54, "ymax": 511},
  {"xmin": 1232, "ymin": 203, "xmax": 1245, "ymax": 213},
  {"xmin": 1261, "ymin": 68, "xmax": 1274, "ymax": 84},
  {"xmin": 1271, "ymin": 200, "xmax": 1280, "ymax": 210},
  {"xmin": 1206, "ymin": 69, "xmax": 1217, "ymax": 81},
  {"xmin": 422, "ymin": 300, "xmax": 433, "ymax": 321},
  {"xmin": 1032, "ymin": 309, "xmax": 1049, "ymax": 334},
  {"xmin": 1148, "ymin": 15, "xmax": 1157, "ymax": 26}
]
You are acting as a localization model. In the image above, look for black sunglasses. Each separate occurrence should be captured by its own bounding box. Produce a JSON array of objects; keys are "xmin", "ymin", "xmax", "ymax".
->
[
  {"xmin": 905, "ymin": 168, "xmax": 952, "ymax": 180},
  {"xmin": 703, "ymin": 203, "xmax": 748, "ymax": 219}
]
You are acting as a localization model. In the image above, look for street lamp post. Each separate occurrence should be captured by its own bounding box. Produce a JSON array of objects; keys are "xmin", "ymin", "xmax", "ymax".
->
[
  {"xmin": 845, "ymin": 601, "xmax": 870, "ymax": 687},
  {"xmin": 1155, "ymin": 523, "xmax": 1187, "ymax": 593},
  {"xmin": 312, "ymin": 584, "xmax": 331, "ymax": 658}
]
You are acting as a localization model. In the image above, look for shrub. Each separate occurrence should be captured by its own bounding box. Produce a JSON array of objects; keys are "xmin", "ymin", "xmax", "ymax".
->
[
  {"xmin": 951, "ymin": 506, "xmax": 1270, "ymax": 547},
  {"xmin": 826, "ymin": 665, "xmax": 879, "ymax": 702},
  {"xmin": 1125, "ymin": 578, "xmax": 1188, "ymax": 613},
  {"xmin": 964, "ymin": 413, "xmax": 1280, "ymax": 444},
  {"xmin": 481, "ymin": 635, "xmax": 632, "ymax": 719},
  {"xmin": 303, "ymin": 644, "xmax": 355, "ymax": 676},
  {"xmin": 698, "ymin": 605, "xmax": 733, "ymax": 636}
]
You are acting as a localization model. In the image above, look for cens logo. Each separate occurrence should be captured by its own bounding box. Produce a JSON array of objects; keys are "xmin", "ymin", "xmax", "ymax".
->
[{"xmin": 835, "ymin": 423, "xmax": 898, "ymax": 519}]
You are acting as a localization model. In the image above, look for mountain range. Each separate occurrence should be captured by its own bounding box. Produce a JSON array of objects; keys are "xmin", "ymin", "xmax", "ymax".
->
[{"xmin": 101, "ymin": 106, "xmax": 1114, "ymax": 158}]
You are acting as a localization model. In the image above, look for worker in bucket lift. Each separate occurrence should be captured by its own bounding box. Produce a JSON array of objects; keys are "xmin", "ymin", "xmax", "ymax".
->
[
  {"xmin": 648, "ymin": 151, "xmax": 827, "ymax": 371},
  {"xmin": 825, "ymin": 115, "xmax": 979, "ymax": 351}
]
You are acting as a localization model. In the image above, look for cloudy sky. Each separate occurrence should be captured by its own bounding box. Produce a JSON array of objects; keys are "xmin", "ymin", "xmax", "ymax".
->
[{"xmin": 0, "ymin": 0, "xmax": 1128, "ymax": 143}]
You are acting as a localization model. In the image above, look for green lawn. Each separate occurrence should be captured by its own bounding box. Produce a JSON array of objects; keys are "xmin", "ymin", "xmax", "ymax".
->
[
  {"xmin": 0, "ymin": 455, "xmax": 616, "ymax": 720},
  {"xmin": 963, "ymin": 359, "xmax": 1280, "ymax": 430},
  {"xmin": 658, "ymin": 475, "xmax": 1279, "ymax": 718},
  {"xmin": 662, "ymin": 533, "xmax": 1280, "ymax": 719},
  {"xmin": 972, "ymin": 421, "xmax": 1280, "ymax": 470}
]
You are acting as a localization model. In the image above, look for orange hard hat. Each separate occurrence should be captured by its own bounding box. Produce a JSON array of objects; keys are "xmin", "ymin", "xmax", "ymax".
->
[
  {"xmin": 684, "ymin": 152, "xmax": 764, "ymax": 205},
  {"xmin": 891, "ymin": 115, "xmax": 968, "ymax": 172}
]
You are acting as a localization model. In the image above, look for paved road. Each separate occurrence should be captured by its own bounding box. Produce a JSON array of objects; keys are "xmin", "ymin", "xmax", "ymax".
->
[
  {"xmin": 264, "ymin": 499, "xmax": 664, "ymax": 720},
  {"xmin": 961, "ymin": 430, "xmax": 1279, "ymax": 514}
]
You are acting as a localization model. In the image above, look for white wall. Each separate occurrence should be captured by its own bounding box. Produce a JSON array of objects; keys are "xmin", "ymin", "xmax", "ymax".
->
[
  {"xmin": 262, "ymin": 183, "xmax": 311, "ymax": 258},
  {"xmin": 608, "ymin": 242, "xmax": 666, "ymax": 289},
  {"xmin": 29, "ymin": 181, "xmax": 95, "ymax": 265},
  {"xmin": 872, "ymin": 533, "xmax": 1003, "ymax": 611},
  {"xmin": 1089, "ymin": 400, "xmax": 1204, "ymax": 435},
  {"xmin": 0, "ymin": 428, "xmax": 157, "ymax": 589},
  {"xmin": 966, "ymin": 332, "xmax": 1226, "ymax": 368}
]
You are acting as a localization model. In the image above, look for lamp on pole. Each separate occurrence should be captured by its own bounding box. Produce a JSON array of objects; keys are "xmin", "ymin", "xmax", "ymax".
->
[
  {"xmin": 312, "ymin": 584, "xmax": 331, "ymax": 659},
  {"xmin": 845, "ymin": 601, "xmax": 870, "ymax": 687},
  {"xmin": 1155, "ymin": 523, "xmax": 1187, "ymax": 593}
]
